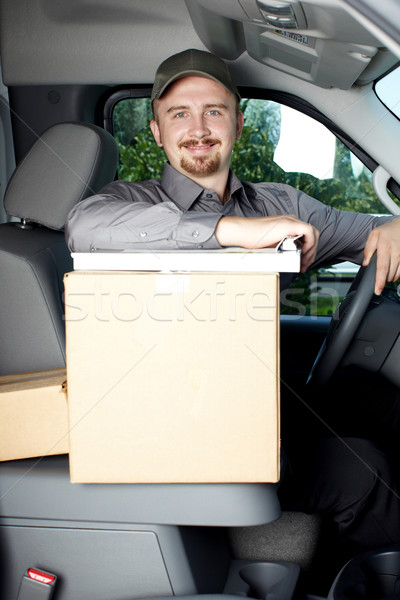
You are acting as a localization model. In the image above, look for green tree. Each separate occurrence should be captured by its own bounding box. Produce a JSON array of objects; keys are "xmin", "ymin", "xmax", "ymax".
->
[
  {"xmin": 114, "ymin": 98, "xmax": 153, "ymax": 146},
  {"xmin": 334, "ymin": 139, "xmax": 356, "ymax": 187},
  {"xmin": 114, "ymin": 98, "xmax": 165, "ymax": 180},
  {"xmin": 117, "ymin": 128, "xmax": 166, "ymax": 182},
  {"xmin": 231, "ymin": 125, "xmax": 286, "ymax": 183},
  {"xmin": 241, "ymin": 99, "xmax": 281, "ymax": 149}
]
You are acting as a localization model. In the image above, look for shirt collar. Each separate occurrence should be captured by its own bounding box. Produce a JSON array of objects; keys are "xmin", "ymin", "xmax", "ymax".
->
[
  {"xmin": 161, "ymin": 163, "xmax": 204, "ymax": 210},
  {"xmin": 161, "ymin": 162, "xmax": 245, "ymax": 209},
  {"xmin": 228, "ymin": 170, "xmax": 244, "ymax": 196}
]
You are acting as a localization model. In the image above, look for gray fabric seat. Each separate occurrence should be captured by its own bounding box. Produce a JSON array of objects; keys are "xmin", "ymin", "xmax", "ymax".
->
[{"xmin": 0, "ymin": 122, "xmax": 118, "ymax": 375}]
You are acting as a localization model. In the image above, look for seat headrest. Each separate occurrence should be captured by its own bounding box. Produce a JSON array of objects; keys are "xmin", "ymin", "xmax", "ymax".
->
[{"xmin": 4, "ymin": 122, "xmax": 118, "ymax": 230}]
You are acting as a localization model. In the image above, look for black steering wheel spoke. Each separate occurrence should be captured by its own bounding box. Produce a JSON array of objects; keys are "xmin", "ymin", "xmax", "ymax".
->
[{"xmin": 307, "ymin": 253, "xmax": 377, "ymax": 387}]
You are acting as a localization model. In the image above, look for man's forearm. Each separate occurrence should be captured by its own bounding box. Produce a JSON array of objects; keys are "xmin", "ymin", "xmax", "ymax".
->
[{"xmin": 215, "ymin": 214, "xmax": 320, "ymax": 272}]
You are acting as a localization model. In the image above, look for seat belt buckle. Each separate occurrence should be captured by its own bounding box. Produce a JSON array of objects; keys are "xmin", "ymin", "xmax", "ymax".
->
[{"xmin": 17, "ymin": 568, "xmax": 57, "ymax": 600}]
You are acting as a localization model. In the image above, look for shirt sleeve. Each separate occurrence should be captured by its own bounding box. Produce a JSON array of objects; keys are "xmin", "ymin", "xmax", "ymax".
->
[
  {"xmin": 65, "ymin": 192, "xmax": 223, "ymax": 252},
  {"xmin": 278, "ymin": 184, "xmax": 395, "ymax": 267}
]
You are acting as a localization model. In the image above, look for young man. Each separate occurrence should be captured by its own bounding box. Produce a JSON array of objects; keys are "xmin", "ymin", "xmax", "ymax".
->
[
  {"xmin": 66, "ymin": 49, "xmax": 400, "ymax": 294},
  {"xmin": 65, "ymin": 49, "xmax": 400, "ymax": 551}
]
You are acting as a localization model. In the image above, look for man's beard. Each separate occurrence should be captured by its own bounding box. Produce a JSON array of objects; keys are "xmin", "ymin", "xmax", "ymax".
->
[{"xmin": 179, "ymin": 138, "xmax": 221, "ymax": 177}]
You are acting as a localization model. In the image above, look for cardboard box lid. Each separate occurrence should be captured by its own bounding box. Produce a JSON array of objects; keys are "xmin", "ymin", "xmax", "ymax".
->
[{"xmin": 71, "ymin": 239, "xmax": 301, "ymax": 273}]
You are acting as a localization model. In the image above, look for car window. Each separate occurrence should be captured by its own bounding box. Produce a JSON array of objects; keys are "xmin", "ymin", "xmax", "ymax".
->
[{"xmin": 112, "ymin": 96, "xmax": 397, "ymax": 316}]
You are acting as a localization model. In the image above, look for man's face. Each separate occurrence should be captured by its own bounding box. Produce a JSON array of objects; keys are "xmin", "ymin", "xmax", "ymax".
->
[{"xmin": 151, "ymin": 76, "xmax": 243, "ymax": 180}]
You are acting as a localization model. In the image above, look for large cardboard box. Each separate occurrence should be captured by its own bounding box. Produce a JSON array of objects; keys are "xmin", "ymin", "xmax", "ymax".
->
[
  {"xmin": 64, "ymin": 271, "xmax": 280, "ymax": 484},
  {"xmin": 0, "ymin": 368, "xmax": 68, "ymax": 461}
]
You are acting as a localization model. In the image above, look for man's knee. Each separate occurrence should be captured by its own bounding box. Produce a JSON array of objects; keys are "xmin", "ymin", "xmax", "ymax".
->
[
  {"xmin": 315, "ymin": 437, "xmax": 392, "ymax": 508},
  {"xmin": 282, "ymin": 437, "xmax": 394, "ymax": 515}
]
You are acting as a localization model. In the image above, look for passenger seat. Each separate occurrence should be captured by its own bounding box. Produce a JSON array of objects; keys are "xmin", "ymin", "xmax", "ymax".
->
[{"xmin": 0, "ymin": 122, "xmax": 118, "ymax": 375}]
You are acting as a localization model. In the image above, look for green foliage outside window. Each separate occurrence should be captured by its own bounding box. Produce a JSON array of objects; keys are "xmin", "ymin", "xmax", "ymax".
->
[{"xmin": 117, "ymin": 127, "xmax": 166, "ymax": 182}]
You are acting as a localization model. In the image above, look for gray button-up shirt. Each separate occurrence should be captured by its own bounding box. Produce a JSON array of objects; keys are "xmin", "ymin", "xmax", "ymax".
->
[{"xmin": 65, "ymin": 162, "xmax": 392, "ymax": 278}]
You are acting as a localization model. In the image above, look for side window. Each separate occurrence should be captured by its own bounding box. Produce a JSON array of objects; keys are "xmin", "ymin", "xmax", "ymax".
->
[
  {"xmin": 112, "ymin": 96, "xmax": 397, "ymax": 316},
  {"xmin": 232, "ymin": 100, "xmax": 395, "ymax": 317}
]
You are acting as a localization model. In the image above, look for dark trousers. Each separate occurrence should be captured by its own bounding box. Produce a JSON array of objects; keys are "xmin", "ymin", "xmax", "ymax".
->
[{"xmin": 278, "ymin": 374, "xmax": 400, "ymax": 551}]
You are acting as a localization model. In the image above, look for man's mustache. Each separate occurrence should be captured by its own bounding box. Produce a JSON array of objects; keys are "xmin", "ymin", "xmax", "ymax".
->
[{"xmin": 179, "ymin": 138, "xmax": 221, "ymax": 148}]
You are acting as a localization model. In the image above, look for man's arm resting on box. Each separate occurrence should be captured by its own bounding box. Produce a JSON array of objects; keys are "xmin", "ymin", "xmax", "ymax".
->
[
  {"xmin": 215, "ymin": 215, "xmax": 320, "ymax": 272},
  {"xmin": 65, "ymin": 190, "xmax": 319, "ymax": 265}
]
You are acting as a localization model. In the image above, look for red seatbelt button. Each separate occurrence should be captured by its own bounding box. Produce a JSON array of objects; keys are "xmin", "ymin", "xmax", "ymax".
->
[{"xmin": 27, "ymin": 568, "xmax": 56, "ymax": 585}]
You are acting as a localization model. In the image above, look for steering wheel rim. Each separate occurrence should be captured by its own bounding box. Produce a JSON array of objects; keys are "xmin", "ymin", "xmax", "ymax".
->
[{"xmin": 307, "ymin": 253, "xmax": 377, "ymax": 387}]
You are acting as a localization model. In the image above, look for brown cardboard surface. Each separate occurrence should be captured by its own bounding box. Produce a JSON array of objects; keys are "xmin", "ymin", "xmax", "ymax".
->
[
  {"xmin": 0, "ymin": 369, "xmax": 68, "ymax": 461},
  {"xmin": 64, "ymin": 271, "xmax": 280, "ymax": 484}
]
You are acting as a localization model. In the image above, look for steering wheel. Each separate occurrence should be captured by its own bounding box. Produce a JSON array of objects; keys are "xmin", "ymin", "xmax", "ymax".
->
[{"xmin": 307, "ymin": 253, "xmax": 377, "ymax": 387}]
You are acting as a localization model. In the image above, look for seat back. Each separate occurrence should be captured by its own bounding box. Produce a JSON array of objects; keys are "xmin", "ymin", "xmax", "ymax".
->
[{"xmin": 0, "ymin": 122, "xmax": 118, "ymax": 375}]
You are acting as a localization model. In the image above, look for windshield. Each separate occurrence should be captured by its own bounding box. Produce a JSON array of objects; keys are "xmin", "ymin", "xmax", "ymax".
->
[{"xmin": 375, "ymin": 65, "xmax": 400, "ymax": 119}]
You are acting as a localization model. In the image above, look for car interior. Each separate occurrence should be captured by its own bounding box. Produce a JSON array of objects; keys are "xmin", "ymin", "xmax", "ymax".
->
[{"xmin": 0, "ymin": 1, "xmax": 400, "ymax": 599}]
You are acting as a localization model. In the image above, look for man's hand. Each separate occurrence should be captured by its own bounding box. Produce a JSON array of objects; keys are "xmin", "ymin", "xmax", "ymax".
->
[
  {"xmin": 363, "ymin": 216, "xmax": 400, "ymax": 295},
  {"xmin": 215, "ymin": 215, "xmax": 319, "ymax": 272}
]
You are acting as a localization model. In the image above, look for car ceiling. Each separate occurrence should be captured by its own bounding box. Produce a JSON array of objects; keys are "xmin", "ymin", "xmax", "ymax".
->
[
  {"xmin": 1, "ymin": 0, "xmax": 400, "ymax": 185},
  {"xmin": 0, "ymin": 0, "xmax": 398, "ymax": 90}
]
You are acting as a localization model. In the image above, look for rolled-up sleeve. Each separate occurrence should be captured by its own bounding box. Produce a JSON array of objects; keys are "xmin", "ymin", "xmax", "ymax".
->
[
  {"xmin": 65, "ymin": 193, "xmax": 222, "ymax": 252},
  {"xmin": 293, "ymin": 188, "xmax": 395, "ymax": 266}
]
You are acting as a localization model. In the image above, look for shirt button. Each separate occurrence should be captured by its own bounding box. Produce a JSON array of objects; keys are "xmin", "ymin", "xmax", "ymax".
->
[
  {"xmin": 206, "ymin": 193, "xmax": 213, "ymax": 198},
  {"xmin": 192, "ymin": 230, "xmax": 200, "ymax": 238},
  {"xmin": 139, "ymin": 231, "xmax": 147, "ymax": 238}
]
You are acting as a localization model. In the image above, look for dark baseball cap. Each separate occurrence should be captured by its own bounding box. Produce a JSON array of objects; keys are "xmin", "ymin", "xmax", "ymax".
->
[{"xmin": 151, "ymin": 49, "xmax": 241, "ymax": 103}]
